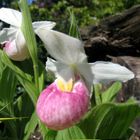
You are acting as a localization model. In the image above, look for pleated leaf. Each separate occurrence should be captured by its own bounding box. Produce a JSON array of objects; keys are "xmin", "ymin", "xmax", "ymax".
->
[
  {"xmin": 46, "ymin": 126, "xmax": 86, "ymax": 140},
  {"xmin": 0, "ymin": 67, "xmax": 17, "ymax": 103},
  {"xmin": 80, "ymin": 98, "xmax": 140, "ymax": 139},
  {"xmin": 0, "ymin": 50, "xmax": 38, "ymax": 105},
  {"xmin": 101, "ymin": 81, "xmax": 122, "ymax": 103},
  {"xmin": 69, "ymin": 9, "xmax": 81, "ymax": 39},
  {"xmin": 56, "ymin": 126, "xmax": 86, "ymax": 140},
  {"xmin": 23, "ymin": 111, "xmax": 38, "ymax": 140},
  {"xmin": 0, "ymin": 58, "xmax": 5, "ymax": 78}
]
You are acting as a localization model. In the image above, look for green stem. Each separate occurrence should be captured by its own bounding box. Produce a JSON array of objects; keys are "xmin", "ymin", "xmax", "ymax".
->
[
  {"xmin": 33, "ymin": 64, "xmax": 39, "ymax": 91},
  {"xmin": 19, "ymin": 0, "xmax": 39, "ymax": 92},
  {"xmin": 94, "ymin": 84, "xmax": 102, "ymax": 105}
]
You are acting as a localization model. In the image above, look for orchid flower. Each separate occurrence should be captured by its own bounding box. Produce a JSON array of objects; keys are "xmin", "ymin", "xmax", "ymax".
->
[
  {"xmin": 36, "ymin": 29, "xmax": 134, "ymax": 130},
  {"xmin": 36, "ymin": 29, "xmax": 134, "ymax": 88},
  {"xmin": 0, "ymin": 8, "xmax": 55, "ymax": 61}
]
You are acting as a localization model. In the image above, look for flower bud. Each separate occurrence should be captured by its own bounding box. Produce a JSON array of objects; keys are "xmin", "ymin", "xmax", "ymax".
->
[{"xmin": 3, "ymin": 32, "xmax": 29, "ymax": 61}]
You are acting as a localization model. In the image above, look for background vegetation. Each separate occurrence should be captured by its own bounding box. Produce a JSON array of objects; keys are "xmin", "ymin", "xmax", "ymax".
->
[
  {"xmin": 1, "ymin": 0, "xmax": 140, "ymax": 32},
  {"xmin": 0, "ymin": 0, "xmax": 140, "ymax": 139},
  {"xmin": 1, "ymin": 0, "xmax": 140, "ymax": 63}
]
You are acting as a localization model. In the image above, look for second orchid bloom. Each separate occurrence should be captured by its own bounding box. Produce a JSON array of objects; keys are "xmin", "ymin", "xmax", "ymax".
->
[{"xmin": 0, "ymin": 8, "xmax": 55, "ymax": 61}]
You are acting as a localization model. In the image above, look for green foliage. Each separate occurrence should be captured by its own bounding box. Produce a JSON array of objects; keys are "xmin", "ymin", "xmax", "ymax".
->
[
  {"xmin": 20, "ymin": 0, "xmax": 39, "ymax": 91},
  {"xmin": 80, "ymin": 99, "xmax": 140, "ymax": 139},
  {"xmin": 45, "ymin": 126, "xmax": 86, "ymax": 140},
  {"xmin": 0, "ymin": 1, "xmax": 140, "ymax": 140},
  {"xmin": 0, "ymin": 49, "xmax": 47, "ymax": 140},
  {"xmin": 101, "ymin": 82, "xmax": 122, "ymax": 103},
  {"xmin": 69, "ymin": 9, "xmax": 81, "ymax": 39},
  {"xmin": 23, "ymin": 111, "xmax": 38, "ymax": 140},
  {"xmin": 0, "ymin": 62, "xmax": 18, "ymax": 139},
  {"xmin": 0, "ymin": 50, "xmax": 38, "ymax": 104},
  {"xmin": 0, "ymin": 65, "xmax": 17, "ymax": 105},
  {"xmin": 6, "ymin": 0, "xmax": 140, "ymax": 33},
  {"xmin": 92, "ymin": 82, "xmax": 122, "ymax": 106},
  {"xmin": 24, "ymin": 0, "xmax": 140, "ymax": 29}
]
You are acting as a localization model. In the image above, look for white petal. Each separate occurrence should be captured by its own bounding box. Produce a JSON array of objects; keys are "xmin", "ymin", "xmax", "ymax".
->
[
  {"xmin": 33, "ymin": 21, "xmax": 56, "ymax": 31},
  {"xmin": 0, "ymin": 8, "xmax": 22, "ymax": 27},
  {"xmin": 3, "ymin": 40, "xmax": 18, "ymax": 58},
  {"xmin": 46, "ymin": 57, "xmax": 74, "ymax": 82},
  {"xmin": 90, "ymin": 62, "xmax": 135, "ymax": 83},
  {"xmin": 3, "ymin": 30, "xmax": 29, "ymax": 61},
  {"xmin": 36, "ymin": 29, "xmax": 87, "ymax": 64},
  {"xmin": 0, "ymin": 27, "xmax": 18, "ymax": 44},
  {"xmin": 15, "ymin": 30, "xmax": 30, "ymax": 60},
  {"xmin": 77, "ymin": 63, "xmax": 94, "ymax": 91}
]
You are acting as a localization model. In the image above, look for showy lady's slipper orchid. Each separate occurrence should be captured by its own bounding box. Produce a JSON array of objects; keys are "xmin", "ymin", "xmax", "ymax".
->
[
  {"xmin": 36, "ymin": 29, "xmax": 134, "ymax": 130},
  {"xmin": 0, "ymin": 8, "xmax": 55, "ymax": 61}
]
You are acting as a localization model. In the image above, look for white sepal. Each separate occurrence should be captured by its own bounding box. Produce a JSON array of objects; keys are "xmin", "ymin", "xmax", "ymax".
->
[
  {"xmin": 46, "ymin": 57, "xmax": 74, "ymax": 82},
  {"xmin": 90, "ymin": 61, "xmax": 134, "ymax": 83},
  {"xmin": 33, "ymin": 21, "xmax": 56, "ymax": 31},
  {"xmin": 0, "ymin": 27, "xmax": 18, "ymax": 44},
  {"xmin": 3, "ymin": 30, "xmax": 29, "ymax": 61},
  {"xmin": 15, "ymin": 30, "xmax": 29, "ymax": 60},
  {"xmin": 77, "ymin": 63, "xmax": 94, "ymax": 90},
  {"xmin": 0, "ymin": 8, "xmax": 22, "ymax": 27},
  {"xmin": 36, "ymin": 29, "xmax": 87, "ymax": 64}
]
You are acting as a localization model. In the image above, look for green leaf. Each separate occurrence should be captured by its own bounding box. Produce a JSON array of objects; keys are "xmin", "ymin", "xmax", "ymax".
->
[
  {"xmin": 19, "ymin": 0, "xmax": 38, "ymax": 61},
  {"xmin": 0, "ymin": 113, "xmax": 18, "ymax": 139},
  {"xmin": 16, "ymin": 76, "xmax": 38, "ymax": 104},
  {"xmin": 14, "ymin": 93, "xmax": 34, "ymax": 140},
  {"xmin": 55, "ymin": 126, "xmax": 86, "ymax": 140},
  {"xmin": 0, "ymin": 50, "xmax": 38, "ymax": 105},
  {"xmin": 38, "ymin": 61, "xmax": 45, "ymax": 92},
  {"xmin": 39, "ymin": 121, "xmax": 50, "ymax": 139},
  {"xmin": 23, "ymin": 111, "xmax": 38, "ymax": 140},
  {"xmin": 45, "ymin": 126, "xmax": 86, "ymax": 140},
  {"xmin": 0, "ymin": 50, "xmax": 32, "ymax": 81},
  {"xmin": 121, "ymin": 127, "xmax": 135, "ymax": 140},
  {"xmin": 0, "ymin": 103, "xmax": 11, "ymax": 113},
  {"xmin": 19, "ymin": 0, "xmax": 39, "ymax": 90},
  {"xmin": 0, "ymin": 117, "xmax": 28, "ymax": 121},
  {"xmin": 68, "ymin": 9, "xmax": 81, "ymax": 39},
  {"xmin": 73, "ymin": 139, "xmax": 100, "ymax": 140},
  {"xmin": 0, "ymin": 61, "xmax": 17, "ymax": 117},
  {"xmin": 0, "ymin": 101, "xmax": 18, "ymax": 139},
  {"xmin": 101, "ymin": 81, "xmax": 122, "ymax": 103},
  {"xmin": 80, "ymin": 99, "xmax": 140, "ymax": 139},
  {"xmin": 45, "ymin": 130, "xmax": 57, "ymax": 140},
  {"xmin": 94, "ymin": 84, "xmax": 102, "ymax": 105},
  {"xmin": 0, "ymin": 59, "xmax": 5, "ymax": 78},
  {"xmin": 0, "ymin": 67, "xmax": 17, "ymax": 104}
]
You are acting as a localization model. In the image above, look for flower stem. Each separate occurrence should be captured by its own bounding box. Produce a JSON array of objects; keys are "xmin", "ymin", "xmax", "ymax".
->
[
  {"xmin": 33, "ymin": 64, "xmax": 39, "ymax": 91},
  {"xmin": 94, "ymin": 84, "xmax": 102, "ymax": 105},
  {"xmin": 19, "ymin": 0, "xmax": 39, "ymax": 93}
]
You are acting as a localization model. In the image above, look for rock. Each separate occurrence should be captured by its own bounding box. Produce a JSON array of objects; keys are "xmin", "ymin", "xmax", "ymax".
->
[{"xmin": 81, "ymin": 5, "xmax": 140, "ymax": 62}]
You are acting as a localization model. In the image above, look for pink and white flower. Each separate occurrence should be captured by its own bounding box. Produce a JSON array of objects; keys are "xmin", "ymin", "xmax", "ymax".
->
[
  {"xmin": 36, "ymin": 27, "xmax": 134, "ymax": 130},
  {"xmin": 36, "ymin": 79, "xmax": 89, "ymax": 130},
  {"xmin": 36, "ymin": 29, "xmax": 134, "ymax": 87},
  {"xmin": 0, "ymin": 8, "xmax": 55, "ymax": 61}
]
